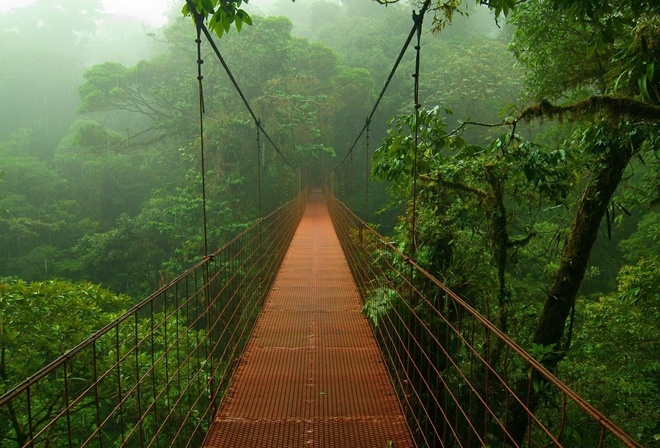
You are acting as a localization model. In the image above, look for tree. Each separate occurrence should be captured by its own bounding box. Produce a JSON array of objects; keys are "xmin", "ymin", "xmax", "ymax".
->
[
  {"xmin": 0, "ymin": 130, "xmax": 88, "ymax": 281},
  {"xmin": 0, "ymin": 0, "xmax": 107, "ymax": 147},
  {"xmin": 367, "ymin": 0, "xmax": 659, "ymax": 443},
  {"xmin": 373, "ymin": 104, "xmax": 571, "ymax": 336},
  {"xmin": 77, "ymin": 60, "xmax": 186, "ymax": 132},
  {"xmin": 559, "ymin": 211, "xmax": 660, "ymax": 445},
  {"xmin": 506, "ymin": 0, "xmax": 660, "ymax": 368},
  {"xmin": 0, "ymin": 278, "xmax": 131, "ymax": 446},
  {"xmin": 0, "ymin": 278, "xmax": 210, "ymax": 447}
]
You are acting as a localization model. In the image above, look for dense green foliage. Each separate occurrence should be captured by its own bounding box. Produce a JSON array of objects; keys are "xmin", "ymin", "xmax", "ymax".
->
[
  {"xmin": 0, "ymin": 278, "xmax": 131, "ymax": 391},
  {"xmin": 365, "ymin": 0, "xmax": 659, "ymax": 444},
  {"xmin": 0, "ymin": 0, "xmax": 658, "ymax": 445},
  {"xmin": 0, "ymin": 5, "xmax": 370, "ymax": 295},
  {"xmin": 0, "ymin": 277, "xmax": 210, "ymax": 446}
]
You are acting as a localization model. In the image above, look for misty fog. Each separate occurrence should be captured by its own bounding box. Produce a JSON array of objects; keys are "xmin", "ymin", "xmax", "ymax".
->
[
  {"xmin": 0, "ymin": 2, "xmax": 657, "ymax": 445},
  {"xmin": 0, "ymin": 0, "xmax": 515, "ymax": 293}
]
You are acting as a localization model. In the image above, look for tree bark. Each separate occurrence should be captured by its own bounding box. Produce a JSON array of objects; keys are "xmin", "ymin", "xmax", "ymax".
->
[
  {"xmin": 532, "ymin": 142, "xmax": 634, "ymax": 356},
  {"xmin": 485, "ymin": 165, "xmax": 509, "ymax": 335}
]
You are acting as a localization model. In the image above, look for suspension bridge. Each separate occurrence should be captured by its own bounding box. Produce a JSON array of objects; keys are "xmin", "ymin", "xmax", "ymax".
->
[
  {"xmin": 0, "ymin": 190, "xmax": 644, "ymax": 447},
  {"xmin": 0, "ymin": 2, "xmax": 647, "ymax": 447}
]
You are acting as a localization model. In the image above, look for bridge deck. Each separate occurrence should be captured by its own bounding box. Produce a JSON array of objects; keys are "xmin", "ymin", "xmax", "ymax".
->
[{"xmin": 204, "ymin": 195, "xmax": 413, "ymax": 447}]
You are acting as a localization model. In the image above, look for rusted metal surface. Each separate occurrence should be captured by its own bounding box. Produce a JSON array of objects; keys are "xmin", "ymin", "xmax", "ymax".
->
[{"xmin": 204, "ymin": 193, "xmax": 414, "ymax": 448}]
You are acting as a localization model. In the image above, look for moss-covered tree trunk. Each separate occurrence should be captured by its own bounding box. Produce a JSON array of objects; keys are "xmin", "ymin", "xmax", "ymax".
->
[
  {"xmin": 506, "ymin": 138, "xmax": 635, "ymax": 445},
  {"xmin": 532, "ymin": 142, "xmax": 634, "ymax": 358}
]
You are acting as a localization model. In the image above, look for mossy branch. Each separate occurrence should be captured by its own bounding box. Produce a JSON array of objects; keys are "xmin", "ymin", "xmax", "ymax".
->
[
  {"xmin": 518, "ymin": 96, "xmax": 660, "ymax": 123},
  {"xmin": 419, "ymin": 174, "xmax": 490, "ymax": 199}
]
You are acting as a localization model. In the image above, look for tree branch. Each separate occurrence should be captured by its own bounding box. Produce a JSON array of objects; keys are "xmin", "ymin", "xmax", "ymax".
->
[
  {"xmin": 419, "ymin": 174, "xmax": 490, "ymax": 198},
  {"xmin": 507, "ymin": 232, "xmax": 537, "ymax": 249},
  {"xmin": 518, "ymin": 96, "xmax": 660, "ymax": 123},
  {"xmin": 447, "ymin": 119, "xmax": 510, "ymax": 138}
]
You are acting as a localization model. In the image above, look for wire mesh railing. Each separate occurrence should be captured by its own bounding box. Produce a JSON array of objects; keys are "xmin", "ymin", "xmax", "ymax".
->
[
  {"xmin": 327, "ymin": 194, "xmax": 642, "ymax": 448},
  {"xmin": 0, "ymin": 193, "xmax": 305, "ymax": 448}
]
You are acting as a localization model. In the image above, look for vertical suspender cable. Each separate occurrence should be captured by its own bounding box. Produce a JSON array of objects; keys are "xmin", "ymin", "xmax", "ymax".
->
[
  {"xmin": 406, "ymin": 11, "xmax": 426, "ymax": 422},
  {"xmin": 255, "ymin": 118, "xmax": 264, "ymax": 300},
  {"xmin": 256, "ymin": 119, "xmax": 263, "ymax": 219},
  {"xmin": 341, "ymin": 164, "xmax": 345, "ymax": 198},
  {"xmin": 349, "ymin": 150, "xmax": 353, "ymax": 201},
  {"xmin": 194, "ymin": 14, "xmax": 210, "ymax": 258},
  {"xmin": 190, "ymin": 7, "xmax": 216, "ymax": 414},
  {"xmin": 365, "ymin": 117, "xmax": 371, "ymax": 223},
  {"xmin": 286, "ymin": 163, "xmax": 291, "ymax": 202},
  {"xmin": 277, "ymin": 154, "xmax": 282, "ymax": 206},
  {"xmin": 411, "ymin": 9, "xmax": 424, "ymax": 261}
]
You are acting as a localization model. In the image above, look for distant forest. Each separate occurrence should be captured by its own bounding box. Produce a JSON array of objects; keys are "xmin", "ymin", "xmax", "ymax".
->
[{"xmin": 0, "ymin": 0, "xmax": 657, "ymax": 444}]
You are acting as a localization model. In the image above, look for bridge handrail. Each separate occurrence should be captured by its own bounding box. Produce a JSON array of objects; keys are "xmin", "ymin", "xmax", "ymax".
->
[
  {"xmin": 327, "ymin": 193, "xmax": 642, "ymax": 448},
  {"xmin": 0, "ymin": 192, "xmax": 306, "ymax": 447},
  {"xmin": 0, "ymin": 195, "xmax": 304, "ymax": 407}
]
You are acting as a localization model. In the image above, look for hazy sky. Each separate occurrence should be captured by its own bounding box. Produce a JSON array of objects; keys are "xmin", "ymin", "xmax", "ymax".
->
[{"xmin": 0, "ymin": 0, "xmax": 176, "ymax": 27}]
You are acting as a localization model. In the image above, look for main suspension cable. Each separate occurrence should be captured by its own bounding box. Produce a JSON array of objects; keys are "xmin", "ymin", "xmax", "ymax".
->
[
  {"xmin": 194, "ymin": 19, "xmax": 295, "ymax": 169},
  {"xmin": 337, "ymin": 0, "xmax": 432, "ymax": 167}
]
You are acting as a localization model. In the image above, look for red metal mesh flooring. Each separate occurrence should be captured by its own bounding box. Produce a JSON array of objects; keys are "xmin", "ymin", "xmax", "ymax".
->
[{"xmin": 203, "ymin": 196, "xmax": 414, "ymax": 447}]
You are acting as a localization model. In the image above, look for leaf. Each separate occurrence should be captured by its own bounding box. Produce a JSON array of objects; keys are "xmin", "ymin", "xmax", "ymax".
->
[
  {"xmin": 201, "ymin": 0, "xmax": 214, "ymax": 14},
  {"xmin": 613, "ymin": 71, "xmax": 627, "ymax": 94},
  {"xmin": 211, "ymin": 9, "xmax": 223, "ymax": 30},
  {"xmin": 237, "ymin": 9, "xmax": 252, "ymax": 26},
  {"xmin": 639, "ymin": 76, "xmax": 650, "ymax": 102},
  {"xmin": 586, "ymin": 42, "xmax": 597, "ymax": 60}
]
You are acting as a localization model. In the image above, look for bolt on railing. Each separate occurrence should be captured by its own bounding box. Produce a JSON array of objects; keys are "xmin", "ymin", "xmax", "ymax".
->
[
  {"xmin": 0, "ymin": 193, "xmax": 306, "ymax": 448},
  {"xmin": 327, "ymin": 194, "xmax": 642, "ymax": 448}
]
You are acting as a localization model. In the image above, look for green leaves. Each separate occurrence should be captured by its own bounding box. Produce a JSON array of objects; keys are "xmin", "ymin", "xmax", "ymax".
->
[
  {"xmin": 490, "ymin": 0, "xmax": 518, "ymax": 19},
  {"xmin": 373, "ymin": 106, "xmax": 456, "ymax": 188},
  {"xmin": 362, "ymin": 287, "xmax": 398, "ymax": 327},
  {"xmin": 513, "ymin": 140, "xmax": 571, "ymax": 203},
  {"xmin": 201, "ymin": 0, "xmax": 215, "ymax": 13},
  {"xmin": 529, "ymin": 342, "xmax": 558, "ymax": 363},
  {"xmin": 0, "ymin": 278, "xmax": 131, "ymax": 393},
  {"xmin": 561, "ymin": 252, "xmax": 660, "ymax": 445},
  {"xmin": 77, "ymin": 62, "xmax": 129, "ymax": 114},
  {"xmin": 236, "ymin": 9, "xmax": 252, "ymax": 31},
  {"xmin": 639, "ymin": 62, "xmax": 658, "ymax": 104},
  {"xmin": 181, "ymin": 0, "xmax": 253, "ymax": 38}
]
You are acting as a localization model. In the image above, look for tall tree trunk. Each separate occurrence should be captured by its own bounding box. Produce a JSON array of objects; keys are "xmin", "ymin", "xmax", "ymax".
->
[
  {"xmin": 532, "ymin": 142, "xmax": 634, "ymax": 357},
  {"xmin": 485, "ymin": 165, "xmax": 509, "ymax": 335},
  {"xmin": 505, "ymin": 136, "xmax": 635, "ymax": 445}
]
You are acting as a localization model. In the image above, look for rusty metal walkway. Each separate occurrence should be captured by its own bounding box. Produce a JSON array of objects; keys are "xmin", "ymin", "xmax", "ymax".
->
[{"xmin": 203, "ymin": 194, "xmax": 414, "ymax": 447}]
